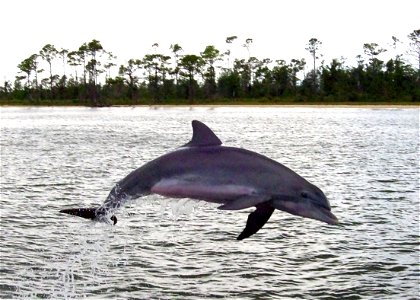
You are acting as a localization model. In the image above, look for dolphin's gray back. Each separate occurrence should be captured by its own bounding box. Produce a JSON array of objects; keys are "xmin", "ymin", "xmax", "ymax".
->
[{"xmin": 155, "ymin": 146, "xmax": 301, "ymax": 192}]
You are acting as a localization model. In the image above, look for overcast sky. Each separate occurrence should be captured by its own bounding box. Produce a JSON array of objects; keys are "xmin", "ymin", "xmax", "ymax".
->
[{"xmin": 1, "ymin": 0, "xmax": 419, "ymax": 82}]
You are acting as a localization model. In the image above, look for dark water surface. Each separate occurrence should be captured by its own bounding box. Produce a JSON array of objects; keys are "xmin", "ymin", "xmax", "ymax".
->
[{"xmin": 0, "ymin": 106, "xmax": 419, "ymax": 299}]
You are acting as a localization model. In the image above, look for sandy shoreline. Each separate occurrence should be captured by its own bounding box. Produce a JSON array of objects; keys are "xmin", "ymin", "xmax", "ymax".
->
[
  {"xmin": 1, "ymin": 104, "xmax": 419, "ymax": 109},
  {"xmin": 122, "ymin": 104, "xmax": 420, "ymax": 108}
]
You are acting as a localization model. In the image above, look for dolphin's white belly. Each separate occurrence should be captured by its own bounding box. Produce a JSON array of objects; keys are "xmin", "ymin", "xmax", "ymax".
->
[{"xmin": 151, "ymin": 177, "xmax": 257, "ymax": 204}]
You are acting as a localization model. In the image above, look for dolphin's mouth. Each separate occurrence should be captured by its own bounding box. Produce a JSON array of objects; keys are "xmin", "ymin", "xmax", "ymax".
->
[
  {"xmin": 315, "ymin": 204, "xmax": 339, "ymax": 225},
  {"xmin": 271, "ymin": 198, "xmax": 339, "ymax": 225}
]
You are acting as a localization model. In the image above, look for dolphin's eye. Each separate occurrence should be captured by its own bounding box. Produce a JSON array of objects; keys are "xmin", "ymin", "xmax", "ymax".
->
[{"xmin": 301, "ymin": 192, "xmax": 309, "ymax": 198}]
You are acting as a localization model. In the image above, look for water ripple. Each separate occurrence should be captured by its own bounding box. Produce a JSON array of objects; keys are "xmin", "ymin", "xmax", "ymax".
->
[{"xmin": 0, "ymin": 106, "xmax": 418, "ymax": 299}]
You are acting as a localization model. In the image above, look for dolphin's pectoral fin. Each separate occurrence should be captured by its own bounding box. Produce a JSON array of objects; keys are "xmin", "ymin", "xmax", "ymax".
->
[
  {"xmin": 59, "ymin": 208, "xmax": 117, "ymax": 225},
  {"xmin": 237, "ymin": 202, "xmax": 275, "ymax": 240},
  {"xmin": 218, "ymin": 195, "xmax": 270, "ymax": 210}
]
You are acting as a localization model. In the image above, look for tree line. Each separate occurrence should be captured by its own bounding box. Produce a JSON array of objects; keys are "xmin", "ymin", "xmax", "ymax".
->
[{"xmin": 1, "ymin": 30, "xmax": 419, "ymax": 106}]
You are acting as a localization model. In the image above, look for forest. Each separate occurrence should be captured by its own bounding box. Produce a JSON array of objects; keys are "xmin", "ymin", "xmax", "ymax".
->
[{"xmin": 1, "ymin": 30, "xmax": 419, "ymax": 106}]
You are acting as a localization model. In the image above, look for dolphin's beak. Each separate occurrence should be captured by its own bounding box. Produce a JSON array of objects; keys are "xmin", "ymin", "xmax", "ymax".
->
[
  {"xmin": 271, "ymin": 199, "xmax": 339, "ymax": 225},
  {"xmin": 312, "ymin": 204, "xmax": 339, "ymax": 225}
]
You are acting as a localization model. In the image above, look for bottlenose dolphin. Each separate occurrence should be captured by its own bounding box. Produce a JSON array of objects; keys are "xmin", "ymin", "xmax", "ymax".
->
[{"xmin": 60, "ymin": 120, "xmax": 338, "ymax": 240}]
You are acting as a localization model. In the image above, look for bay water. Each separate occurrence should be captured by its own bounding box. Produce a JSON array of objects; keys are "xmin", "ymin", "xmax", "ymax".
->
[{"xmin": 0, "ymin": 106, "xmax": 418, "ymax": 299}]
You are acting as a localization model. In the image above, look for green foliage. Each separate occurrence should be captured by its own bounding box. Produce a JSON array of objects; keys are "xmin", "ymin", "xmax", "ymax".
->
[
  {"xmin": 225, "ymin": 36, "xmax": 238, "ymax": 44},
  {"xmin": 3, "ymin": 32, "xmax": 420, "ymax": 106},
  {"xmin": 17, "ymin": 54, "xmax": 38, "ymax": 87},
  {"xmin": 217, "ymin": 71, "xmax": 240, "ymax": 98},
  {"xmin": 407, "ymin": 29, "xmax": 420, "ymax": 76},
  {"xmin": 201, "ymin": 45, "xmax": 221, "ymax": 98},
  {"xmin": 178, "ymin": 54, "xmax": 205, "ymax": 102},
  {"xmin": 305, "ymin": 38, "xmax": 322, "ymax": 92}
]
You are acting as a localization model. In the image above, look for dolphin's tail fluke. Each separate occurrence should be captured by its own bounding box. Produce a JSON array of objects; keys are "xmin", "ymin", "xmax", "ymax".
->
[{"xmin": 59, "ymin": 208, "xmax": 117, "ymax": 225}]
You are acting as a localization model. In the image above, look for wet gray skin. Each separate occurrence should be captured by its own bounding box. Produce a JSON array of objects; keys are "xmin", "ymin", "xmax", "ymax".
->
[{"xmin": 60, "ymin": 120, "xmax": 338, "ymax": 240}]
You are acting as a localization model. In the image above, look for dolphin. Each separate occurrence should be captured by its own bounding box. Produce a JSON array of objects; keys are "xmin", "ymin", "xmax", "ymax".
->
[{"xmin": 60, "ymin": 120, "xmax": 338, "ymax": 240}]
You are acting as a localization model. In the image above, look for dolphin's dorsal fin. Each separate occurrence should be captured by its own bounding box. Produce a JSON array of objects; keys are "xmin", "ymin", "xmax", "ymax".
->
[{"xmin": 183, "ymin": 120, "xmax": 222, "ymax": 147}]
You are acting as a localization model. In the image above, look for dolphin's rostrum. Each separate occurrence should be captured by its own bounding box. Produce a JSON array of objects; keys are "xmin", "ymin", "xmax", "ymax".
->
[{"xmin": 60, "ymin": 120, "xmax": 338, "ymax": 240}]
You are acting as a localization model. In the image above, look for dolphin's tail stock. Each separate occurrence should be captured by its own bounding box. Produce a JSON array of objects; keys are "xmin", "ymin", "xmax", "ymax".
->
[{"xmin": 59, "ymin": 208, "xmax": 117, "ymax": 225}]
